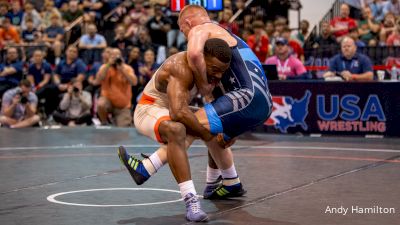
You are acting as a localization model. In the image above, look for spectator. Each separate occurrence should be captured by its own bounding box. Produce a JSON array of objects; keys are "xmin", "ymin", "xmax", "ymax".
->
[
  {"xmin": 111, "ymin": 24, "xmax": 134, "ymax": 57},
  {"xmin": 138, "ymin": 49, "xmax": 160, "ymax": 86},
  {"xmin": 383, "ymin": 0, "xmax": 400, "ymax": 17},
  {"xmin": 146, "ymin": 4, "xmax": 172, "ymax": 49},
  {"xmin": 120, "ymin": 15, "xmax": 138, "ymax": 42},
  {"xmin": 6, "ymin": 1, "xmax": 24, "ymax": 27},
  {"xmin": 323, "ymin": 37, "xmax": 373, "ymax": 81},
  {"xmin": 358, "ymin": 6, "xmax": 380, "ymax": 45},
  {"xmin": 129, "ymin": 0, "xmax": 150, "ymax": 26},
  {"xmin": 247, "ymin": 20, "xmax": 269, "ymax": 62},
  {"xmin": 87, "ymin": 47, "xmax": 112, "ymax": 92},
  {"xmin": 330, "ymin": 3, "xmax": 357, "ymax": 41},
  {"xmin": 0, "ymin": 2, "xmax": 9, "ymax": 25},
  {"xmin": 93, "ymin": 48, "xmax": 137, "ymax": 127},
  {"xmin": 386, "ymin": 19, "xmax": 400, "ymax": 46},
  {"xmin": 379, "ymin": 12, "xmax": 397, "ymax": 45},
  {"xmin": 135, "ymin": 28, "xmax": 159, "ymax": 54},
  {"xmin": 0, "ymin": 47, "xmax": 23, "ymax": 98},
  {"xmin": 349, "ymin": 28, "xmax": 366, "ymax": 48},
  {"xmin": 54, "ymin": 45, "xmax": 87, "ymax": 87},
  {"xmin": 311, "ymin": 21, "xmax": 337, "ymax": 49},
  {"xmin": 62, "ymin": 0, "xmax": 83, "ymax": 26},
  {"xmin": 41, "ymin": 1, "xmax": 62, "ymax": 29},
  {"xmin": 265, "ymin": 21, "xmax": 275, "ymax": 42},
  {"xmin": 79, "ymin": 23, "xmax": 107, "ymax": 64},
  {"xmin": 166, "ymin": 10, "xmax": 185, "ymax": 48},
  {"xmin": 0, "ymin": 79, "xmax": 40, "ymax": 128},
  {"xmin": 219, "ymin": 9, "xmax": 239, "ymax": 36},
  {"xmin": 265, "ymin": 37, "xmax": 309, "ymax": 80},
  {"xmin": 53, "ymin": 78, "xmax": 92, "ymax": 126},
  {"xmin": 127, "ymin": 47, "xmax": 140, "ymax": 76},
  {"xmin": 369, "ymin": 0, "xmax": 386, "ymax": 22},
  {"xmin": 20, "ymin": 2, "xmax": 42, "ymax": 31},
  {"xmin": 82, "ymin": 0, "xmax": 105, "ymax": 19},
  {"xmin": 27, "ymin": 50, "xmax": 52, "ymax": 92},
  {"xmin": 296, "ymin": 20, "xmax": 310, "ymax": 46},
  {"xmin": 282, "ymin": 28, "xmax": 305, "ymax": 61},
  {"xmin": 273, "ymin": 17, "xmax": 288, "ymax": 38},
  {"xmin": 0, "ymin": 17, "xmax": 21, "ymax": 48},
  {"xmin": 21, "ymin": 18, "xmax": 38, "ymax": 43},
  {"xmin": 43, "ymin": 14, "xmax": 64, "ymax": 65}
]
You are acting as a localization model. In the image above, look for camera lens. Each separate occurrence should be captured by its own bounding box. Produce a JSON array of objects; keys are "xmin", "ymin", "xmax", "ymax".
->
[
  {"xmin": 20, "ymin": 96, "xmax": 28, "ymax": 104},
  {"xmin": 73, "ymin": 87, "xmax": 80, "ymax": 93}
]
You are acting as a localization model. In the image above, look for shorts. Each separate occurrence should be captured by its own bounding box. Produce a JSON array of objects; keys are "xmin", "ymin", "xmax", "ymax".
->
[
  {"xmin": 133, "ymin": 94, "xmax": 171, "ymax": 143},
  {"xmin": 205, "ymin": 88, "xmax": 272, "ymax": 140}
]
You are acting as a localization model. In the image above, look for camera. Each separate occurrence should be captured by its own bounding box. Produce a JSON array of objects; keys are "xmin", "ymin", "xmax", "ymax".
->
[
  {"xmin": 73, "ymin": 87, "xmax": 80, "ymax": 93},
  {"xmin": 115, "ymin": 57, "xmax": 123, "ymax": 65},
  {"xmin": 20, "ymin": 95, "xmax": 28, "ymax": 104}
]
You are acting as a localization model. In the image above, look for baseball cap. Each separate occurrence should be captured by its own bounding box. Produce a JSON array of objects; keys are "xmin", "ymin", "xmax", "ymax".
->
[{"xmin": 275, "ymin": 37, "xmax": 288, "ymax": 45}]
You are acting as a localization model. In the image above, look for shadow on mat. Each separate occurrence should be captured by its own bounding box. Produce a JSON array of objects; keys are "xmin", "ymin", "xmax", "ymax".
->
[{"xmin": 117, "ymin": 199, "xmax": 299, "ymax": 225}]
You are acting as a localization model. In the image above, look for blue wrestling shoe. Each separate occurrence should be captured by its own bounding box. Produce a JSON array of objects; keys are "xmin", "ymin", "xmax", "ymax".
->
[
  {"xmin": 118, "ymin": 146, "xmax": 150, "ymax": 185},
  {"xmin": 203, "ymin": 175, "xmax": 223, "ymax": 198},
  {"xmin": 204, "ymin": 180, "xmax": 247, "ymax": 199},
  {"xmin": 184, "ymin": 193, "xmax": 209, "ymax": 222}
]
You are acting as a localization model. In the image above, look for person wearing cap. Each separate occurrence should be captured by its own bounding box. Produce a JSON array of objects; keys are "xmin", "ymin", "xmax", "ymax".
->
[
  {"xmin": 323, "ymin": 37, "xmax": 373, "ymax": 81},
  {"xmin": 264, "ymin": 37, "xmax": 309, "ymax": 80}
]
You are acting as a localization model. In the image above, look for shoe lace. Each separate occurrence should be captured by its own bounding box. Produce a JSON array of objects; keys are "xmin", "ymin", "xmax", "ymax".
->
[{"xmin": 187, "ymin": 196, "xmax": 201, "ymax": 214}]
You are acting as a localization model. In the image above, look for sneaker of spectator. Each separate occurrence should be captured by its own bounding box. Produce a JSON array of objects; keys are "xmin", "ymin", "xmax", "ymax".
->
[
  {"xmin": 386, "ymin": 18, "xmax": 400, "ymax": 46},
  {"xmin": 349, "ymin": 28, "xmax": 367, "ymax": 48},
  {"xmin": 311, "ymin": 21, "xmax": 337, "ymax": 49},
  {"xmin": 247, "ymin": 20, "xmax": 269, "ymax": 62},
  {"xmin": 282, "ymin": 28, "xmax": 305, "ymax": 62},
  {"xmin": 93, "ymin": 48, "xmax": 138, "ymax": 127},
  {"xmin": 330, "ymin": 3, "xmax": 357, "ymax": 41},
  {"xmin": 369, "ymin": 0, "xmax": 387, "ymax": 22},
  {"xmin": 0, "ymin": 47, "xmax": 23, "ymax": 98},
  {"xmin": 41, "ymin": 1, "xmax": 62, "ymax": 29},
  {"xmin": 43, "ymin": 14, "xmax": 65, "ymax": 65},
  {"xmin": 20, "ymin": 2, "xmax": 42, "ymax": 31},
  {"xmin": 6, "ymin": 1, "xmax": 24, "ymax": 27},
  {"xmin": 0, "ymin": 79, "xmax": 40, "ymax": 128},
  {"xmin": 79, "ymin": 23, "xmax": 107, "ymax": 64},
  {"xmin": 53, "ymin": 78, "xmax": 93, "ymax": 126},
  {"xmin": 138, "ymin": 49, "xmax": 160, "ymax": 87},
  {"xmin": 358, "ymin": 6, "xmax": 380, "ymax": 45},
  {"xmin": 111, "ymin": 24, "xmax": 134, "ymax": 57},
  {"xmin": 379, "ymin": 12, "xmax": 397, "ymax": 46}
]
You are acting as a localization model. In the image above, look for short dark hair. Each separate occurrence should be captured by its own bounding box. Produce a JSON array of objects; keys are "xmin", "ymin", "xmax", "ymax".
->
[
  {"xmin": 19, "ymin": 79, "xmax": 32, "ymax": 88},
  {"xmin": 203, "ymin": 38, "xmax": 232, "ymax": 64}
]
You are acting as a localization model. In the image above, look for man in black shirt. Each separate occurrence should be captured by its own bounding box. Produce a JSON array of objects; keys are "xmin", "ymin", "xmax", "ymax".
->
[
  {"xmin": 146, "ymin": 4, "xmax": 172, "ymax": 48},
  {"xmin": 311, "ymin": 21, "xmax": 338, "ymax": 49},
  {"xmin": 111, "ymin": 24, "xmax": 134, "ymax": 58}
]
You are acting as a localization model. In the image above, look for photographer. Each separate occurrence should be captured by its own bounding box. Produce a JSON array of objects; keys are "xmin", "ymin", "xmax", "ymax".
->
[
  {"xmin": 53, "ymin": 78, "xmax": 92, "ymax": 126},
  {"xmin": 93, "ymin": 48, "xmax": 137, "ymax": 127},
  {"xmin": 0, "ymin": 80, "xmax": 40, "ymax": 128}
]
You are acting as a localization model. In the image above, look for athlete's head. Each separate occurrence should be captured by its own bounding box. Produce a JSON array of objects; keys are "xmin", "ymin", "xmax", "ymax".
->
[
  {"xmin": 203, "ymin": 38, "xmax": 232, "ymax": 86},
  {"xmin": 178, "ymin": 5, "xmax": 210, "ymax": 37}
]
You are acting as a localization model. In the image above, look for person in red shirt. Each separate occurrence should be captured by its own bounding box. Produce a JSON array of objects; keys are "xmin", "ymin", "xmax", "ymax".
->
[
  {"xmin": 246, "ymin": 20, "xmax": 269, "ymax": 62},
  {"xmin": 281, "ymin": 28, "xmax": 304, "ymax": 62},
  {"xmin": 330, "ymin": 3, "xmax": 357, "ymax": 40}
]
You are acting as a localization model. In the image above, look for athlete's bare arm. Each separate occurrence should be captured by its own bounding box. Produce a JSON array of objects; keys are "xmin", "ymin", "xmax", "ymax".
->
[
  {"xmin": 166, "ymin": 56, "xmax": 213, "ymax": 142},
  {"xmin": 186, "ymin": 26, "xmax": 210, "ymax": 95}
]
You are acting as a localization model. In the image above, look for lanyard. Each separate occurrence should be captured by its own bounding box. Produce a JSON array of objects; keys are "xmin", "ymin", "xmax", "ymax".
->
[{"xmin": 277, "ymin": 58, "xmax": 289, "ymax": 73}]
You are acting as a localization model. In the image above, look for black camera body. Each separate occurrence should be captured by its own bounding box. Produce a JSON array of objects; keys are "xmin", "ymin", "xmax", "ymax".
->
[
  {"xmin": 115, "ymin": 57, "xmax": 123, "ymax": 65},
  {"xmin": 73, "ymin": 87, "xmax": 80, "ymax": 93},
  {"xmin": 16, "ymin": 90, "xmax": 29, "ymax": 104}
]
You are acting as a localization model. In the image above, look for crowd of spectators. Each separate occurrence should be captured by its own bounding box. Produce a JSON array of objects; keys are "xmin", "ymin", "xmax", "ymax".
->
[{"xmin": 0, "ymin": 0, "xmax": 398, "ymax": 128}]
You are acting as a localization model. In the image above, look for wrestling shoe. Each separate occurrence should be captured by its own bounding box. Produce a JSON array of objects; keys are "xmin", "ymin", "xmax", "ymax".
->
[
  {"xmin": 118, "ymin": 146, "xmax": 150, "ymax": 185},
  {"xmin": 184, "ymin": 193, "xmax": 209, "ymax": 222},
  {"xmin": 203, "ymin": 175, "xmax": 223, "ymax": 198},
  {"xmin": 204, "ymin": 180, "xmax": 247, "ymax": 199}
]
